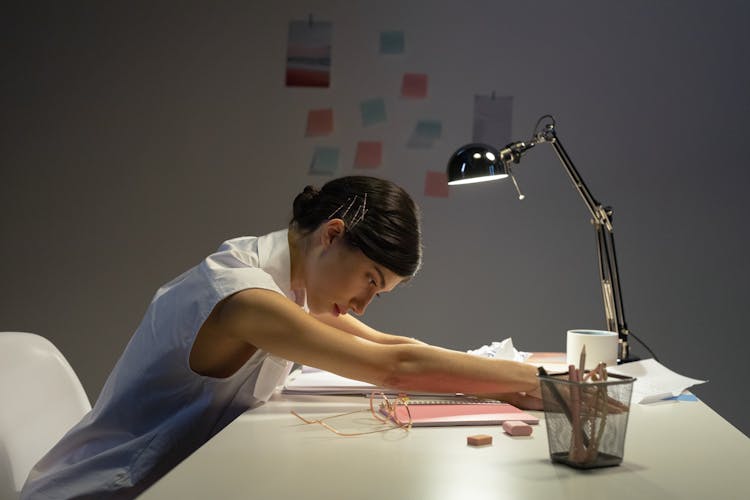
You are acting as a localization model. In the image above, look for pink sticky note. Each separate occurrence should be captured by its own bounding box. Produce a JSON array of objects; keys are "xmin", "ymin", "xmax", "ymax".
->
[
  {"xmin": 401, "ymin": 73, "xmax": 428, "ymax": 99},
  {"xmin": 424, "ymin": 171, "xmax": 449, "ymax": 198},
  {"xmin": 306, "ymin": 108, "xmax": 334, "ymax": 137},
  {"xmin": 354, "ymin": 141, "xmax": 382, "ymax": 169}
]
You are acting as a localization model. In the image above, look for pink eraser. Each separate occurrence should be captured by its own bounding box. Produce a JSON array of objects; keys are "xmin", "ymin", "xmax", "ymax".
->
[
  {"xmin": 467, "ymin": 434, "xmax": 493, "ymax": 446},
  {"xmin": 503, "ymin": 420, "xmax": 533, "ymax": 436}
]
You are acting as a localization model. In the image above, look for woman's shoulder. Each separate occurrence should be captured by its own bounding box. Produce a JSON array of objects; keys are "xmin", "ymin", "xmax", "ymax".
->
[{"xmin": 214, "ymin": 229, "xmax": 288, "ymax": 266}]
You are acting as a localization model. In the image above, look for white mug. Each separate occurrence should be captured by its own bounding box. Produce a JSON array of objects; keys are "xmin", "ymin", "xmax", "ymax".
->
[{"xmin": 566, "ymin": 329, "xmax": 618, "ymax": 370}]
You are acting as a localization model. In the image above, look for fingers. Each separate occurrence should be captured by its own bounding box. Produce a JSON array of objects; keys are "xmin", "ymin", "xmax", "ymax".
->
[{"xmin": 497, "ymin": 392, "xmax": 544, "ymax": 410}]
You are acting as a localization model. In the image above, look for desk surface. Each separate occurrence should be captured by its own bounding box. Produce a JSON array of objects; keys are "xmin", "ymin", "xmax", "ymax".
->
[{"xmin": 141, "ymin": 391, "xmax": 750, "ymax": 500}]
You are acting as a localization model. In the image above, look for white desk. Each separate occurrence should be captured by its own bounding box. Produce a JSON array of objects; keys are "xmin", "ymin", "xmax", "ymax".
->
[{"xmin": 141, "ymin": 392, "xmax": 749, "ymax": 500}]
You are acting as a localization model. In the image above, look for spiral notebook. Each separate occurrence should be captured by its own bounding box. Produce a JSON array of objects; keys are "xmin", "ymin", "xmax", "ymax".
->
[{"xmin": 383, "ymin": 400, "xmax": 539, "ymax": 427}]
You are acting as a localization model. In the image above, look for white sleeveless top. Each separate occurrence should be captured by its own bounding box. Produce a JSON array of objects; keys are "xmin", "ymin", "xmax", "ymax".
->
[{"xmin": 21, "ymin": 229, "xmax": 302, "ymax": 499}]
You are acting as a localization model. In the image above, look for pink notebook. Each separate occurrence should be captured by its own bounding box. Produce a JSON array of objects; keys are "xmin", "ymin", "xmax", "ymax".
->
[{"xmin": 384, "ymin": 402, "xmax": 539, "ymax": 427}]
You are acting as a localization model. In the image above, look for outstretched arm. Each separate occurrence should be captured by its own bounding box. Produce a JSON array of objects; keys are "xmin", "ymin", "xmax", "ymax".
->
[
  {"xmin": 210, "ymin": 288, "xmax": 539, "ymax": 398},
  {"xmin": 312, "ymin": 311, "xmax": 426, "ymax": 345}
]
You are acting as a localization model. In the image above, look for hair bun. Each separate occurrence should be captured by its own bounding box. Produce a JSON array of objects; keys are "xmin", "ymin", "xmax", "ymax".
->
[
  {"xmin": 302, "ymin": 185, "xmax": 320, "ymax": 198},
  {"xmin": 292, "ymin": 185, "xmax": 320, "ymax": 219}
]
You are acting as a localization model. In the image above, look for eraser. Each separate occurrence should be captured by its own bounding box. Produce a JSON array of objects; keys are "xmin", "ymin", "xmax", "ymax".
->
[
  {"xmin": 502, "ymin": 420, "xmax": 533, "ymax": 436},
  {"xmin": 467, "ymin": 434, "xmax": 493, "ymax": 446}
]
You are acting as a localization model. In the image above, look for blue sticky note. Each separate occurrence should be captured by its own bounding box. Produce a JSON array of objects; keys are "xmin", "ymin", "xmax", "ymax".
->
[
  {"xmin": 309, "ymin": 147, "xmax": 339, "ymax": 175},
  {"xmin": 407, "ymin": 119, "xmax": 442, "ymax": 148},
  {"xmin": 380, "ymin": 30, "xmax": 405, "ymax": 54},
  {"xmin": 665, "ymin": 393, "xmax": 698, "ymax": 402},
  {"xmin": 360, "ymin": 98, "xmax": 387, "ymax": 126},
  {"xmin": 415, "ymin": 120, "xmax": 442, "ymax": 139}
]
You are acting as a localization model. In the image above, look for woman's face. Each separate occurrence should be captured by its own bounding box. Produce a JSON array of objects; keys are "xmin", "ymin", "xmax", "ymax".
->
[{"xmin": 304, "ymin": 222, "xmax": 404, "ymax": 317}]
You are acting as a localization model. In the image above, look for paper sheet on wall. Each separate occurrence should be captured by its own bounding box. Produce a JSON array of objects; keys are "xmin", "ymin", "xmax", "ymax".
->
[
  {"xmin": 472, "ymin": 94, "xmax": 513, "ymax": 146},
  {"xmin": 285, "ymin": 18, "xmax": 332, "ymax": 88},
  {"xmin": 608, "ymin": 358, "xmax": 708, "ymax": 404}
]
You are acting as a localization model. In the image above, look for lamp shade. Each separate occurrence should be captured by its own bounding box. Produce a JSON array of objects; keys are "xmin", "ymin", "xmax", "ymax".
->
[{"xmin": 446, "ymin": 143, "xmax": 508, "ymax": 185}]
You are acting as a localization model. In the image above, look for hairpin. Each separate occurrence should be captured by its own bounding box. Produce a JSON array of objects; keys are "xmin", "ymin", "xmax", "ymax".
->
[
  {"xmin": 328, "ymin": 193, "xmax": 368, "ymax": 228},
  {"xmin": 350, "ymin": 193, "xmax": 367, "ymax": 228}
]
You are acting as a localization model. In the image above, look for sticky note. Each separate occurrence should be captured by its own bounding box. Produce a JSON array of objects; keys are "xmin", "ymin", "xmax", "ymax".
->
[
  {"xmin": 360, "ymin": 98, "xmax": 387, "ymax": 126},
  {"xmin": 407, "ymin": 119, "xmax": 442, "ymax": 148},
  {"xmin": 380, "ymin": 30, "xmax": 405, "ymax": 54},
  {"xmin": 424, "ymin": 171, "xmax": 449, "ymax": 198},
  {"xmin": 309, "ymin": 147, "xmax": 339, "ymax": 175},
  {"xmin": 472, "ymin": 94, "xmax": 513, "ymax": 146},
  {"xmin": 354, "ymin": 141, "xmax": 382, "ymax": 169},
  {"xmin": 305, "ymin": 108, "xmax": 334, "ymax": 137},
  {"xmin": 415, "ymin": 120, "xmax": 441, "ymax": 140},
  {"xmin": 665, "ymin": 394, "xmax": 698, "ymax": 402},
  {"xmin": 401, "ymin": 73, "xmax": 428, "ymax": 99}
]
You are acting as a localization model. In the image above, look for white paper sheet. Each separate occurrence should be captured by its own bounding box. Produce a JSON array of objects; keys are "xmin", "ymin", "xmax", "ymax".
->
[
  {"xmin": 283, "ymin": 367, "xmax": 378, "ymax": 395},
  {"xmin": 608, "ymin": 358, "xmax": 708, "ymax": 404}
]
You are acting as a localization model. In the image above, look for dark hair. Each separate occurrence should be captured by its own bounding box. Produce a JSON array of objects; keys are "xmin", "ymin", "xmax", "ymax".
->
[{"xmin": 290, "ymin": 176, "xmax": 422, "ymax": 277}]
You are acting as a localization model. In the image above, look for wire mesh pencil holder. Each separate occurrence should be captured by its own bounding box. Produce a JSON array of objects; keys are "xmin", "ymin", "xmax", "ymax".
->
[{"xmin": 540, "ymin": 372, "xmax": 635, "ymax": 469}]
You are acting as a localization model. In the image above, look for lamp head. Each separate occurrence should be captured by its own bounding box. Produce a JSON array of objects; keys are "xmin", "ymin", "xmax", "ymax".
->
[{"xmin": 446, "ymin": 143, "xmax": 508, "ymax": 185}]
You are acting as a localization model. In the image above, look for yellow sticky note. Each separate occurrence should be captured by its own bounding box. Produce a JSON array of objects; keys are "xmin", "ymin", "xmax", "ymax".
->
[
  {"xmin": 424, "ymin": 171, "xmax": 449, "ymax": 198},
  {"xmin": 306, "ymin": 109, "xmax": 334, "ymax": 137},
  {"xmin": 401, "ymin": 73, "xmax": 428, "ymax": 99},
  {"xmin": 354, "ymin": 141, "xmax": 382, "ymax": 169}
]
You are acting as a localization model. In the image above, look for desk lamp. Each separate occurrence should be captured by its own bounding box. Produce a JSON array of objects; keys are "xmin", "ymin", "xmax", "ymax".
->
[{"xmin": 447, "ymin": 115, "xmax": 650, "ymax": 363}]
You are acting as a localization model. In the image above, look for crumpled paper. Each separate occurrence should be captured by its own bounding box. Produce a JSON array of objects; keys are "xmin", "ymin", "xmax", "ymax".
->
[{"xmin": 466, "ymin": 338, "xmax": 532, "ymax": 363}]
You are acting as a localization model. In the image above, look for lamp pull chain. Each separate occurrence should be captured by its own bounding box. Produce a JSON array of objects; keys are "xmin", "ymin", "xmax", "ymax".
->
[{"xmin": 508, "ymin": 168, "xmax": 525, "ymax": 200}]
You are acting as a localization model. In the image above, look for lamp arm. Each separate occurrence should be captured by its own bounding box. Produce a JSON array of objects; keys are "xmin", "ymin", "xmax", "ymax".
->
[
  {"xmin": 537, "ymin": 125, "xmax": 611, "ymax": 230},
  {"xmin": 537, "ymin": 124, "xmax": 632, "ymax": 361}
]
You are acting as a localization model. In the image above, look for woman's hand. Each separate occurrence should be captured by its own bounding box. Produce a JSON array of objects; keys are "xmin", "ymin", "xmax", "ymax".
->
[{"xmin": 494, "ymin": 389, "xmax": 544, "ymax": 410}]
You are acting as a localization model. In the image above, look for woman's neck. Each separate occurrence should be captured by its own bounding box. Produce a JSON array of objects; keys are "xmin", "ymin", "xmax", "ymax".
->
[{"xmin": 287, "ymin": 228, "xmax": 307, "ymax": 294}]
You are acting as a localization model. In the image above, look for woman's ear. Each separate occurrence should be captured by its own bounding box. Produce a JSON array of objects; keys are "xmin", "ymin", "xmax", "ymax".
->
[{"xmin": 320, "ymin": 219, "xmax": 346, "ymax": 247}]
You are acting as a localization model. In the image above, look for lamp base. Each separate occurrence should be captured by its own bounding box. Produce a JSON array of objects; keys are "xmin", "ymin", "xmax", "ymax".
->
[{"xmin": 618, "ymin": 353, "xmax": 641, "ymax": 364}]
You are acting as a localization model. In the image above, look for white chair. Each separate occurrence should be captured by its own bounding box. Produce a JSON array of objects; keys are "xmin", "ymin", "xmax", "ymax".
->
[{"xmin": 0, "ymin": 332, "xmax": 91, "ymax": 499}]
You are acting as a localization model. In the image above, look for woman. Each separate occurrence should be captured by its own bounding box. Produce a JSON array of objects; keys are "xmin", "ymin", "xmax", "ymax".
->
[{"xmin": 21, "ymin": 176, "xmax": 540, "ymax": 499}]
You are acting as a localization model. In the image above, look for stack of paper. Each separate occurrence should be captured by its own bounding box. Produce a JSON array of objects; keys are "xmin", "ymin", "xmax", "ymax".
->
[{"xmin": 283, "ymin": 366, "xmax": 380, "ymax": 395}]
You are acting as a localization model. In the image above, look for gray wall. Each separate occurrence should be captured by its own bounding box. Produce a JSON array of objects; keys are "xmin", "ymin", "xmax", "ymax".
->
[{"xmin": 3, "ymin": 1, "xmax": 748, "ymax": 436}]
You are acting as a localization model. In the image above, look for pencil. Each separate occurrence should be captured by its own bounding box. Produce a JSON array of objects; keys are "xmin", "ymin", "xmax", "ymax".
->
[
  {"xmin": 579, "ymin": 344, "xmax": 587, "ymax": 374},
  {"xmin": 537, "ymin": 366, "xmax": 590, "ymax": 447}
]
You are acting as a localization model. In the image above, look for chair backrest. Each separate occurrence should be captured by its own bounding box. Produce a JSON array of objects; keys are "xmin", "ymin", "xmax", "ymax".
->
[{"xmin": 0, "ymin": 332, "xmax": 91, "ymax": 498}]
